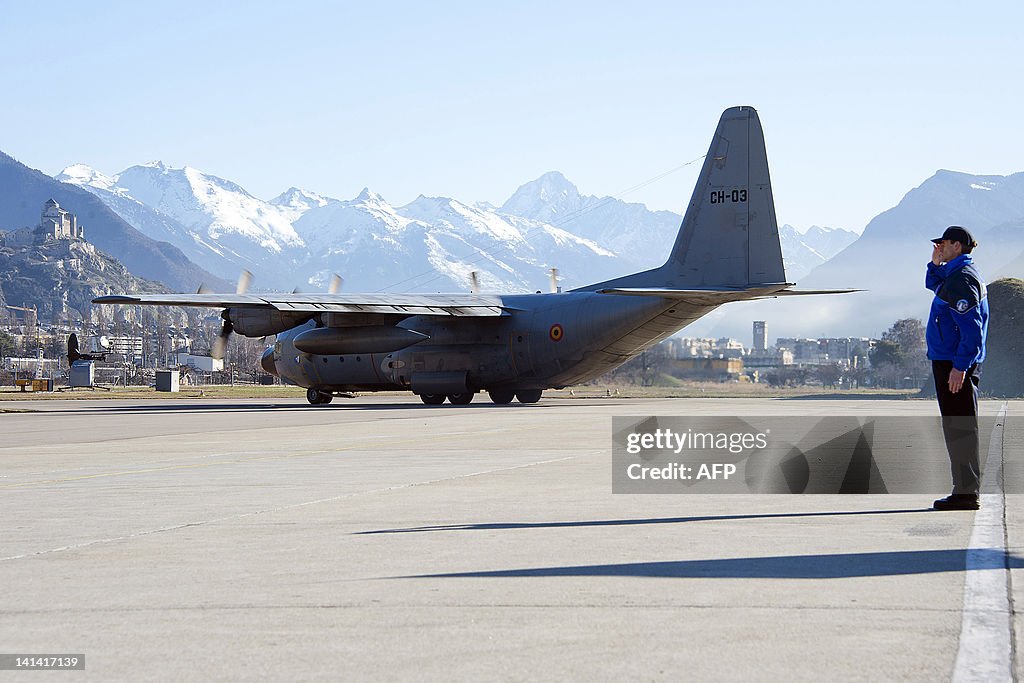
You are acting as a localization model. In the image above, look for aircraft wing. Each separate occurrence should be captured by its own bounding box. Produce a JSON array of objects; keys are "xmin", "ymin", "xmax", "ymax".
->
[{"xmin": 92, "ymin": 292, "xmax": 509, "ymax": 317}]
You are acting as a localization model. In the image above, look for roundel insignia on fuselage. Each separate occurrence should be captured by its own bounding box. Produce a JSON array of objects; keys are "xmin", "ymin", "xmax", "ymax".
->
[{"xmin": 549, "ymin": 324, "xmax": 564, "ymax": 342}]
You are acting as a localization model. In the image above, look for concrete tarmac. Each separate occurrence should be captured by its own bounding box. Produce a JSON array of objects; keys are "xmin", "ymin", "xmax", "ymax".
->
[{"xmin": 0, "ymin": 396, "xmax": 1020, "ymax": 681}]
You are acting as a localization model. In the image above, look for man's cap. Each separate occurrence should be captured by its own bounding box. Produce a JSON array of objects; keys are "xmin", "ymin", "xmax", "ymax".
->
[{"xmin": 932, "ymin": 225, "xmax": 978, "ymax": 248}]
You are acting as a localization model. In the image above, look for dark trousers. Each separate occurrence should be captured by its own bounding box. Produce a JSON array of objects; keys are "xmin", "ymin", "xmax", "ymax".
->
[{"xmin": 932, "ymin": 360, "xmax": 981, "ymax": 494}]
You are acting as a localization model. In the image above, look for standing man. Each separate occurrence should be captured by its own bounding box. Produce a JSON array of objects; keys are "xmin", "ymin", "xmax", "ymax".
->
[{"xmin": 925, "ymin": 226, "xmax": 989, "ymax": 511}]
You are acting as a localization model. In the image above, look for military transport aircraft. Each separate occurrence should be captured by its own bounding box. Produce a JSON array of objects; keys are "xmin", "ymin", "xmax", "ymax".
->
[{"xmin": 94, "ymin": 106, "xmax": 853, "ymax": 406}]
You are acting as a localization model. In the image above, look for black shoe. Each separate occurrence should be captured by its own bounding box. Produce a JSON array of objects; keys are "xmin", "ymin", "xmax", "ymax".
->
[{"xmin": 933, "ymin": 494, "xmax": 980, "ymax": 511}]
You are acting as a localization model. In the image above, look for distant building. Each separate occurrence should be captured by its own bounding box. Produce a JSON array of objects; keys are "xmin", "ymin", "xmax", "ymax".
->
[
  {"xmin": 176, "ymin": 353, "xmax": 223, "ymax": 372},
  {"xmin": 774, "ymin": 336, "xmax": 874, "ymax": 367},
  {"xmin": 744, "ymin": 348, "xmax": 794, "ymax": 369},
  {"xmin": 677, "ymin": 337, "xmax": 746, "ymax": 359},
  {"xmin": 2, "ymin": 226, "xmax": 33, "ymax": 247},
  {"xmin": 34, "ymin": 199, "xmax": 85, "ymax": 243},
  {"xmin": 670, "ymin": 357, "xmax": 744, "ymax": 382},
  {"xmin": 106, "ymin": 335, "xmax": 144, "ymax": 363},
  {"xmin": 753, "ymin": 321, "xmax": 767, "ymax": 352}
]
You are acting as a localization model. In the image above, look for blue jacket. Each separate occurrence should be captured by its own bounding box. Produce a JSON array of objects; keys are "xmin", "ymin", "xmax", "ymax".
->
[{"xmin": 925, "ymin": 254, "xmax": 988, "ymax": 370}]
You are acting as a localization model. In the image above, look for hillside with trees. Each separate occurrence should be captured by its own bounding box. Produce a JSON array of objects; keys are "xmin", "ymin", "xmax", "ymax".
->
[{"xmin": 984, "ymin": 278, "xmax": 1024, "ymax": 397}]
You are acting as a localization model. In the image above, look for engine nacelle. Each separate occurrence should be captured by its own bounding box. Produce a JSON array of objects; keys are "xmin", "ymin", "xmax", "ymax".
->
[
  {"xmin": 227, "ymin": 308, "xmax": 311, "ymax": 337},
  {"xmin": 260, "ymin": 346, "xmax": 278, "ymax": 376}
]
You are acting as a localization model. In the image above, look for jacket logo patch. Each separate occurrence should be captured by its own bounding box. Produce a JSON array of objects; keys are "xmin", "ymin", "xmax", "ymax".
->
[{"xmin": 955, "ymin": 299, "xmax": 971, "ymax": 313}]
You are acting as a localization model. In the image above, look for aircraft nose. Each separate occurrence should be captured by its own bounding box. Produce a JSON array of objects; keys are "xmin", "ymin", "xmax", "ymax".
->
[{"xmin": 260, "ymin": 346, "xmax": 278, "ymax": 376}]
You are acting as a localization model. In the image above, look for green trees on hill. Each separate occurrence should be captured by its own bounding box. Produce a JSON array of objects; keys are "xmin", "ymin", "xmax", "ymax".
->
[
  {"xmin": 983, "ymin": 278, "xmax": 1024, "ymax": 397},
  {"xmin": 0, "ymin": 329, "xmax": 15, "ymax": 357},
  {"xmin": 870, "ymin": 318, "xmax": 929, "ymax": 388}
]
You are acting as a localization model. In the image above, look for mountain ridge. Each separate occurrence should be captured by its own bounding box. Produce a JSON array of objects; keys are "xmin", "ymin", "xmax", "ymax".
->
[
  {"xmin": 0, "ymin": 151, "xmax": 229, "ymax": 293},
  {"xmin": 58, "ymin": 160, "xmax": 856, "ymax": 294}
]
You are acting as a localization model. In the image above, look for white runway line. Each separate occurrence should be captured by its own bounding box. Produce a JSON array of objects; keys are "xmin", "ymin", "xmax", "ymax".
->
[{"xmin": 954, "ymin": 403, "xmax": 1013, "ymax": 682}]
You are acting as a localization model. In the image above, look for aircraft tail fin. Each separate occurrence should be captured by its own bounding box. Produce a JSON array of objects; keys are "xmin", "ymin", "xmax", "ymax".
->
[{"xmin": 577, "ymin": 106, "xmax": 786, "ymax": 291}]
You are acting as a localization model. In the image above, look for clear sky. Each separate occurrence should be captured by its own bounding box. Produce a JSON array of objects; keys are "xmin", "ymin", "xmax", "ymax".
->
[{"xmin": 2, "ymin": 0, "xmax": 1022, "ymax": 233}]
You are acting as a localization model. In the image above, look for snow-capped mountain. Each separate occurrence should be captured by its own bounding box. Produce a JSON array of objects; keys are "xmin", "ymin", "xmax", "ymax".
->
[
  {"xmin": 60, "ymin": 162, "xmax": 307, "ymax": 287},
  {"xmin": 396, "ymin": 194, "xmax": 619, "ymax": 292},
  {"xmin": 290, "ymin": 190, "xmax": 621, "ymax": 293},
  {"xmin": 56, "ymin": 164, "xmax": 244, "ymax": 281},
  {"xmin": 778, "ymin": 224, "xmax": 858, "ymax": 281},
  {"xmin": 59, "ymin": 163, "xmax": 855, "ymax": 296},
  {"xmin": 115, "ymin": 163, "xmax": 302, "ymax": 250},
  {"xmin": 500, "ymin": 171, "xmax": 681, "ymax": 269},
  {"xmin": 502, "ymin": 172, "xmax": 856, "ymax": 280},
  {"xmin": 2, "ymin": 152, "xmax": 227, "ymax": 293},
  {"xmin": 270, "ymin": 187, "xmax": 338, "ymax": 223}
]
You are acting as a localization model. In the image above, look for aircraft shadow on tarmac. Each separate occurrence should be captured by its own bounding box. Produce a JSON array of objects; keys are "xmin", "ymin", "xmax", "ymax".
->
[
  {"xmin": 777, "ymin": 394, "xmax": 919, "ymax": 401},
  {"xmin": 358, "ymin": 509, "xmax": 930, "ymax": 535},
  {"xmin": 401, "ymin": 548, "xmax": 1024, "ymax": 580},
  {"xmin": 45, "ymin": 401, "xmax": 575, "ymax": 415}
]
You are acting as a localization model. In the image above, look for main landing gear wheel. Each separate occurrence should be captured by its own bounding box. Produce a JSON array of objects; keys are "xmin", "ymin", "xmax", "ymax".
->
[
  {"xmin": 306, "ymin": 388, "xmax": 333, "ymax": 405},
  {"xmin": 447, "ymin": 393, "xmax": 474, "ymax": 405},
  {"xmin": 487, "ymin": 389, "xmax": 515, "ymax": 405},
  {"xmin": 515, "ymin": 389, "xmax": 543, "ymax": 404},
  {"xmin": 420, "ymin": 393, "xmax": 446, "ymax": 405}
]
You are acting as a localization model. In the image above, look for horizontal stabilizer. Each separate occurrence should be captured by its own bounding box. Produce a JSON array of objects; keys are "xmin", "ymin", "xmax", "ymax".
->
[
  {"xmin": 750, "ymin": 288, "xmax": 863, "ymax": 298},
  {"xmin": 597, "ymin": 285, "xmax": 860, "ymax": 304}
]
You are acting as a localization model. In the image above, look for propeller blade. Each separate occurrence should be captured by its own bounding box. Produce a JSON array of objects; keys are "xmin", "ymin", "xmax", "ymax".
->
[
  {"xmin": 469, "ymin": 271, "xmax": 480, "ymax": 294},
  {"xmin": 211, "ymin": 335, "xmax": 227, "ymax": 360},
  {"xmin": 212, "ymin": 316, "xmax": 233, "ymax": 360},
  {"xmin": 328, "ymin": 273, "xmax": 343, "ymax": 294},
  {"xmin": 235, "ymin": 270, "xmax": 254, "ymax": 295},
  {"xmin": 549, "ymin": 267, "xmax": 560, "ymax": 293}
]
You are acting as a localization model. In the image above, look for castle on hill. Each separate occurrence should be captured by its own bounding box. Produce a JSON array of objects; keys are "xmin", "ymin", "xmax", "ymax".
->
[
  {"xmin": 2, "ymin": 199, "xmax": 86, "ymax": 247},
  {"xmin": 37, "ymin": 198, "xmax": 85, "ymax": 241}
]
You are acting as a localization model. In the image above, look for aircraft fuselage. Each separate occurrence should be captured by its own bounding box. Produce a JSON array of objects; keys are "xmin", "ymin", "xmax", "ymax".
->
[{"xmin": 266, "ymin": 292, "xmax": 718, "ymax": 396}]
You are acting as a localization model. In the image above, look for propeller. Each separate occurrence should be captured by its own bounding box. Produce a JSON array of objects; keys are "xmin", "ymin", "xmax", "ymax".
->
[
  {"xmin": 211, "ymin": 315, "xmax": 233, "ymax": 360},
  {"xmin": 469, "ymin": 271, "xmax": 480, "ymax": 294},
  {"xmin": 328, "ymin": 273, "xmax": 343, "ymax": 294},
  {"xmin": 212, "ymin": 270, "xmax": 253, "ymax": 360},
  {"xmin": 549, "ymin": 267, "xmax": 560, "ymax": 293},
  {"xmin": 235, "ymin": 270, "xmax": 253, "ymax": 295},
  {"xmin": 291, "ymin": 273, "xmax": 339, "ymax": 296}
]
